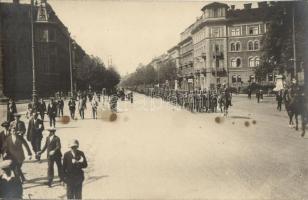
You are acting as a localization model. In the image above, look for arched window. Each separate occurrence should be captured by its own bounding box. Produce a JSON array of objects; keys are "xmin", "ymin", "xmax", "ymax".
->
[
  {"xmin": 237, "ymin": 75, "xmax": 242, "ymax": 83},
  {"xmin": 236, "ymin": 58, "xmax": 241, "ymax": 67},
  {"xmin": 254, "ymin": 40, "xmax": 259, "ymax": 50},
  {"xmin": 248, "ymin": 41, "xmax": 253, "ymax": 51},
  {"xmin": 232, "ymin": 75, "xmax": 237, "ymax": 83},
  {"xmin": 255, "ymin": 57, "xmax": 260, "ymax": 66},
  {"xmin": 249, "ymin": 57, "xmax": 255, "ymax": 67},
  {"xmin": 230, "ymin": 43, "xmax": 235, "ymax": 51},
  {"xmin": 231, "ymin": 58, "xmax": 237, "ymax": 67},
  {"xmin": 235, "ymin": 42, "xmax": 241, "ymax": 51}
]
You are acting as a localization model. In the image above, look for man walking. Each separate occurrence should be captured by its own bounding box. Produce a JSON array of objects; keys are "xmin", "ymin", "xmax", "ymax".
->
[
  {"xmin": 38, "ymin": 127, "xmax": 63, "ymax": 187},
  {"xmin": 78, "ymin": 97, "xmax": 87, "ymax": 120},
  {"xmin": 47, "ymin": 98, "xmax": 57, "ymax": 127},
  {"xmin": 91, "ymin": 98, "xmax": 98, "ymax": 119},
  {"xmin": 26, "ymin": 112, "xmax": 44, "ymax": 161},
  {"xmin": 68, "ymin": 97, "xmax": 76, "ymax": 119},
  {"xmin": 38, "ymin": 98, "xmax": 46, "ymax": 121},
  {"xmin": 7, "ymin": 99, "xmax": 17, "ymax": 123},
  {"xmin": 63, "ymin": 139, "xmax": 88, "ymax": 199},
  {"xmin": 57, "ymin": 98, "xmax": 64, "ymax": 117},
  {"xmin": 9, "ymin": 113, "xmax": 26, "ymax": 137}
]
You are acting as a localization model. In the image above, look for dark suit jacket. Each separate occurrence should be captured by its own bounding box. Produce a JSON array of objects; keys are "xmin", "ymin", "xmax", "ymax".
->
[
  {"xmin": 41, "ymin": 135, "xmax": 62, "ymax": 159},
  {"xmin": 47, "ymin": 103, "xmax": 57, "ymax": 117},
  {"xmin": 63, "ymin": 150, "xmax": 87, "ymax": 184},
  {"xmin": 2, "ymin": 135, "xmax": 32, "ymax": 163},
  {"xmin": 9, "ymin": 120, "xmax": 26, "ymax": 137},
  {"xmin": 26, "ymin": 118, "xmax": 44, "ymax": 141}
]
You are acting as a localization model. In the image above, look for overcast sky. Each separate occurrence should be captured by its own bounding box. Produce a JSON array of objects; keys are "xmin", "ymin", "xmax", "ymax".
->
[{"xmin": 46, "ymin": 0, "xmax": 257, "ymax": 75}]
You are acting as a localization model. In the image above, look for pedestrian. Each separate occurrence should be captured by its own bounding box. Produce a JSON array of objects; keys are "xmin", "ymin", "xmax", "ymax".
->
[
  {"xmin": 68, "ymin": 97, "xmax": 76, "ymax": 119},
  {"xmin": 2, "ymin": 125, "xmax": 32, "ymax": 183},
  {"xmin": 130, "ymin": 92, "xmax": 134, "ymax": 104},
  {"xmin": 63, "ymin": 139, "xmax": 88, "ymax": 199},
  {"xmin": 38, "ymin": 98, "xmax": 47, "ymax": 121},
  {"xmin": 91, "ymin": 98, "xmax": 98, "ymax": 119},
  {"xmin": 256, "ymin": 90, "xmax": 260, "ymax": 103},
  {"xmin": 47, "ymin": 98, "xmax": 57, "ymax": 127},
  {"xmin": 0, "ymin": 121, "xmax": 10, "ymax": 156},
  {"xmin": 38, "ymin": 127, "xmax": 64, "ymax": 187},
  {"xmin": 78, "ymin": 97, "xmax": 87, "ymax": 120},
  {"xmin": 276, "ymin": 91, "xmax": 283, "ymax": 111},
  {"xmin": 9, "ymin": 113, "xmax": 26, "ymax": 137},
  {"xmin": 26, "ymin": 112, "xmax": 44, "ymax": 161},
  {"xmin": 110, "ymin": 93, "xmax": 118, "ymax": 112},
  {"xmin": 0, "ymin": 159, "xmax": 23, "ymax": 199},
  {"xmin": 7, "ymin": 99, "xmax": 17, "ymax": 123},
  {"xmin": 57, "ymin": 98, "xmax": 64, "ymax": 117},
  {"xmin": 248, "ymin": 88, "xmax": 252, "ymax": 99}
]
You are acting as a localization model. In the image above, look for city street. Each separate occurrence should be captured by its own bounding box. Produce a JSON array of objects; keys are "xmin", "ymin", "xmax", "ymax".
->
[{"xmin": 1, "ymin": 93, "xmax": 306, "ymax": 199}]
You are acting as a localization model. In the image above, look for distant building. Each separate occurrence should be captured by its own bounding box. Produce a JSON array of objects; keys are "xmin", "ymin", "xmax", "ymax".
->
[{"xmin": 0, "ymin": 0, "xmax": 85, "ymax": 99}]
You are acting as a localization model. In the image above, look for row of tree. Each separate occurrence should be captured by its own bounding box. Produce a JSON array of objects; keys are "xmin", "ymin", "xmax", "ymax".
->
[
  {"xmin": 75, "ymin": 55, "xmax": 120, "ymax": 92},
  {"xmin": 257, "ymin": 1, "xmax": 308, "ymax": 83},
  {"xmin": 121, "ymin": 60, "xmax": 177, "ymax": 88}
]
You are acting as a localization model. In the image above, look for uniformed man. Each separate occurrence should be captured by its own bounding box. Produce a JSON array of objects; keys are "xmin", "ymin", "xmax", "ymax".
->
[
  {"xmin": 63, "ymin": 139, "xmax": 88, "ymax": 199},
  {"xmin": 38, "ymin": 127, "xmax": 63, "ymax": 187}
]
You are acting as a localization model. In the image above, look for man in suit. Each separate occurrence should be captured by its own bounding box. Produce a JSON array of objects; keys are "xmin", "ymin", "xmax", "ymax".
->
[
  {"xmin": 7, "ymin": 99, "xmax": 17, "ymax": 123},
  {"xmin": 68, "ymin": 98, "xmax": 76, "ymax": 119},
  {"xmin": 57, "ymin": 98, "xmax": 64, "ymax": 117},
  {"xmin": 0, "ymin": 121, "xmax": 10, "ymax": 157},
  {"xmin": 47, "ymin": 98, "xmax": 57, "ymax": 127},
  {"xmin": 38, "ymin": 127, "xmax": 63, "ymax": 187},
  {"xmin": 2, "ymin": 125, "xmax": 32, "ymax": 183},
  {"xmin": 63, "ymin": 139, "xmax": 87, "ymax": 199},
  {"xmin": 38, "ymin": 98, "xmax": 47, "ymax": 121},
  {"xmin": 9, "ymin": 113, "xmax": 26, "ymax": 137},
  {"xmin": 26, "ymin": 112, "xmax": 44, "ymax": 161}
]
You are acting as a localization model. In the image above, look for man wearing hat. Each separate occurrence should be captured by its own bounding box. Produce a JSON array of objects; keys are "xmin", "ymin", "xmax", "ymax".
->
[
  {"xmin": 27, "ymin": 112, "xmax": 44, "ymax": 161},
  {"xmin": 63, "ymin": 139, "xmax": 88, "ymax": 199},
  {"xmin": 47, "ymin": 98, "xmax": 57, "ymax": 127},
  {"xmin": 38, "ymin": 127, "xmax": 63, "ymax": 187},
  {"xmin": 9, "ymin": 113, "xmax": 26, "ymax": 137}
]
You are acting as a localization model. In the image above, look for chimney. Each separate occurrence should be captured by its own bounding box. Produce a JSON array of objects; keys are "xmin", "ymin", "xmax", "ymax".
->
[
  {"xmin": 244, "ymin": 3, "xmax": 252, "ymax": 9},
  {"xmin": 258, "ymin": 2, "xmax": 268, "ymax": 8},
  {"xmin": 13, "ymin": 0, "xmax": 20, "ymax": 4},
  {"xmin": 230, "ymin": 5, "xmax": 235, "ymax": 10}
]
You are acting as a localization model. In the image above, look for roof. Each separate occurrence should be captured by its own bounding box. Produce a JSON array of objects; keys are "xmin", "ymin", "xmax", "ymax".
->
[
  {"xmin": 227, "ymin": 6, "xmax": 274, "ymax": 23},
  {"xmin": 167, "ymin": 45, "xmax": 179, "ymax": 53},
  {"xmin": 201, "ymin": 2, "xmax": 229, "ymax": 11}
]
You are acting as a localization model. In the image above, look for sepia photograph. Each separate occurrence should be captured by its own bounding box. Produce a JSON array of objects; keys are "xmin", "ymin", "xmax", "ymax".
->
[{"xmin": 0, "ymin": 0, "xmax": 307, "ymax": 199}]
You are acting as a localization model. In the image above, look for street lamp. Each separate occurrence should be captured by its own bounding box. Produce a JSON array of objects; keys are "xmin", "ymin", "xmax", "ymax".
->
[
  {"xmin": 68, "ymin": 34, "xmax": 74, "ymax": 97},
  {"xmin": 30, "ymin": 0, "xmax": 37, "ymax": 101}
]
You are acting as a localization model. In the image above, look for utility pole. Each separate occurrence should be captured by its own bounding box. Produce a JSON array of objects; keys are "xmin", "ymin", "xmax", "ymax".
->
[{"xmin": 30, "ymin": 0, "xmax": 37, "ymax": 101}]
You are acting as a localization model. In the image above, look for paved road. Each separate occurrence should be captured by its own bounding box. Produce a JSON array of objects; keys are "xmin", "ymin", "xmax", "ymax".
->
[{"xmin": 2, "ymin": 94, "xmax": 307, "ymax": 199}]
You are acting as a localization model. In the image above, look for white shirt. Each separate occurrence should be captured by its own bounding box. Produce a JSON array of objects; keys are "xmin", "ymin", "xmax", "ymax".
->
[{"xmin": 49, "ymin": 135, "xmax": 54, "ymax": 142}]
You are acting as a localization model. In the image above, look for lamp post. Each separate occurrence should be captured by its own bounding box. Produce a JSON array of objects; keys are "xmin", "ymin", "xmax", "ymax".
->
[
  {"xmin": 68, "ymin": 35, "xmax": 73, "ymax": 97},
  {"xmin": 30, "ymin": 0, "xmax": 37, "ymax": 101},
  {"xmin": 291, "ymin": 5, "xmax": 297, "ymax": 82}
]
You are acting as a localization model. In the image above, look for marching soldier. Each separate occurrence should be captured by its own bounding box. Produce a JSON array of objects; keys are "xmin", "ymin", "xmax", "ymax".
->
[
  {"xmin": 26, "ymin": 112, "xmax": 44, "ymax": 161},
  {"xmin": 38, "ymin": 127, "xmax": 64, "ymax": 187},
  {"xmin": 63, "ymin": 139, "xmax": 88, "ymax": 199}
]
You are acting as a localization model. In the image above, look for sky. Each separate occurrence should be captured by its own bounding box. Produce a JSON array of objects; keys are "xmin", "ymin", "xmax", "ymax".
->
[{"xmin": 44, "ymin": 0, "xmax": 258, "ymax": 75}]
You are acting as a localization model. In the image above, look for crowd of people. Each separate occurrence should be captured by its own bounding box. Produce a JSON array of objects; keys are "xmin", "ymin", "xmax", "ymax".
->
[{"xmin": 140, "ymin": 86, "xmax": 232, "ymax": 116}]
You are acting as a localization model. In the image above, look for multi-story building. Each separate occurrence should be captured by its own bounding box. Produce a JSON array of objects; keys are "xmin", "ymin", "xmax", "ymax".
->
[
  {"xmin": 177, "ymin": 2, "xmax": 274, "ymax": 91},
  {"xmin": 0, "ymin": 0, "xmax": 85, "ymax": 99}
]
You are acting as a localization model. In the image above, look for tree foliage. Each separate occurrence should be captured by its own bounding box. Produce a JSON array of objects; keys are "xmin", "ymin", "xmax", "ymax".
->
[{"xmin": 75, "ymin": 55, "xmax": 120, "ymax": 91}]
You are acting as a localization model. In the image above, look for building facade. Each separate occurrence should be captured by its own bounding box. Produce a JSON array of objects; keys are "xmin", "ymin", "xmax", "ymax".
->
[
  {"xmin": 0, "ymin": 0, "xmax": 85, "ymax": 99},
  {"xmin": 177, "ymin": 2, "xmax": 274, "ymax": 91}
]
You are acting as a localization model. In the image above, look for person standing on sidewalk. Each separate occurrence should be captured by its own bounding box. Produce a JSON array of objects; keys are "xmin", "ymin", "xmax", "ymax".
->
[
  {"xmin": 26, "ymin": 112, "xmax": 44, "ymax": 161},
  {"xmin": 0, "ymin": 122, "xmax": 10, "ymax": 157},
  {"xmin": 57, "ymin": 98, "xmax": 64, "ymax": 117},
  {"xmin": 47, "ymin": 98, "xmax": 57, "ymax": 127},
  {"xmin": 38, "ymin": 98, "xmax": 46, "ymax": 121},
  {"xmin": 9, "ymin": 113, "xmax": 26, "ymax": 137},
  {"xmin": 38, "ymin": 127, "xmax": 63, "ymax": 187},
  {"xmin": 276, "ymin": 91, "xmax": 283, "ymax": 111},
  {"xmin": 91, "ymin": 98, "xmax": 98, "ymax": 119},
  {"xmin": 7, "ymin": 99, "xmax": 17, "ymax": 123},
  {"xmin": 2, "ymin": 126, "xmax": 32, "ymax": 183},
  {"xmin": 78, "ymin": 97, "xmax": 87, "ymax": 120},
  {"xmin": 68, "ymin": 97, "xmax": 76, "ymax": 119},
  {"xmin": 63, "ymin": 139, "xmax": 88, "ymax": 199}
]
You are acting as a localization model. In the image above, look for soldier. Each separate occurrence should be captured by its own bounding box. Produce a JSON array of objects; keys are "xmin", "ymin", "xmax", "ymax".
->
[
  {"xmin": 47, "ymin": 98, "xmax": 57, "ymax": 127},
  {"xmin": 63, "ymin": 139, "xmax": 88, "ymax": 199},
  {"xmin": 38, "ymin": 127, "xmax": 63, "ymax": 187},
  {"xmin": 9, "ymin": 113, "xmax": 26, "ymax": 137},
  {"xmin": 26, "ymin": 112, "xmax": 44, "ymax": 161},
  {"xmin": 68, "ymin": 97, "xmax": 76, "ymax": 119}
]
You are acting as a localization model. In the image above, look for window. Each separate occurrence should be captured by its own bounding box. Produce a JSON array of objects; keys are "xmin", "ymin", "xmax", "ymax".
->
[
  {"xmin": 236, "ymin": 58, "xmax": 241, "ymax": 67},
  {"xmin": 248, "ymin": 41, "xmax": 253, "ymax": 50},
  {"xmin": 212, "ymin": 28, "xmax": 220, "ymax": 38},
  {"xmin": 35, "ymin": 28, "xmax": 48, "ymax": 42},
  {"xmin": 231, "ymin": 58, "xmax": 237, "ymax": 67},
  {"xmin": 255, "ymin": 57, "xmax": 260, "ymax": 66},
  {"xmin": 232, "ymin": 75, "xmax": 237, "ymax": 83},
  {"xmin": 249, "ymin": 57, "xmax": 255, "ymax": 67},
  {"xmin": 248, "ymin": 26, "xmax": 259, "ymax": 35},
  {"xmin": 235, "ymin": 42, "xmax": 241, "ymax": 51},
  {"xmin": 230, "ymin": 43, "xmax": 235, "ymax": 51},
  {"xmin": 265, "ymin": 23, "xmax": 270, "ymax": 33},
  {"xmin": 237, "ymin": 75, "xmax": 242, "ymax": 83},
  {"xmin": 49, "ymin": 29, "xmax": 56, "ymax": 41},
  {"xmin": 230, "ymin": 27, "xmax": 241, "ymax": 36},
  {"xmin": 254, "ymin": 40, "xmax": 259, "ymax": 50}
]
